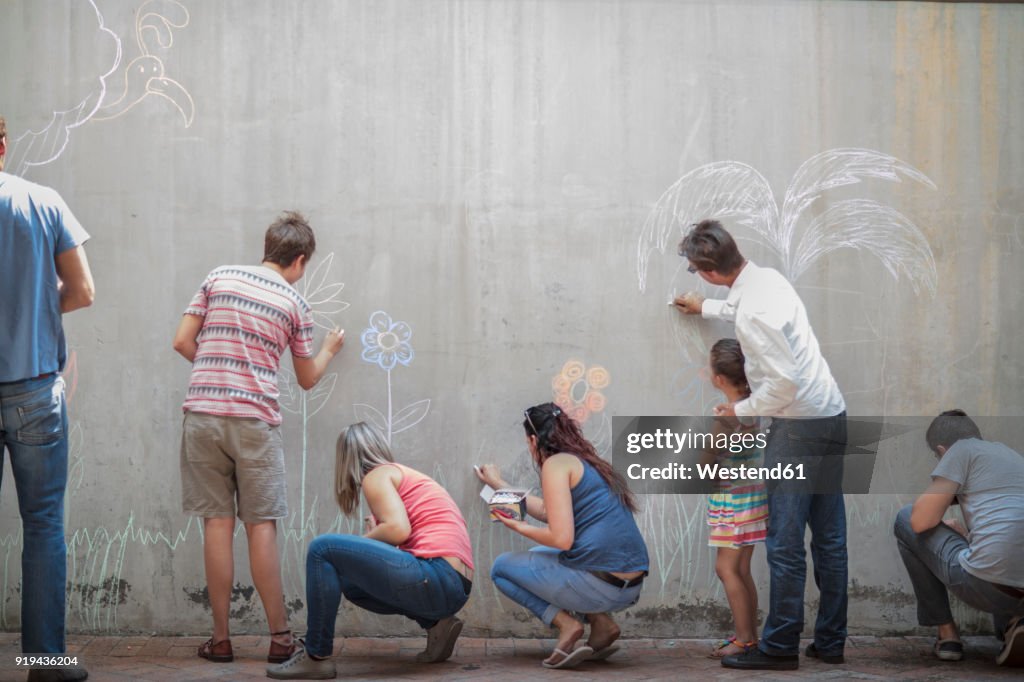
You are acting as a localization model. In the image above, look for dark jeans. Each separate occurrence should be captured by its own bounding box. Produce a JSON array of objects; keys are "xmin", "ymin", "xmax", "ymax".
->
[
  {"xmin": 893, "ymin": 505, "xmax": 1024, "ymax": 635},
  {"xmin": 760, "ymin": 411, "xmax": 848, "ymax": 658},
  {"xmin": 303, "ymin": 534, "xmax": 471, "ymax": 658},
  {"xmin": 0, "ymin": 375, "xmax": 69, "ymax": 654}
]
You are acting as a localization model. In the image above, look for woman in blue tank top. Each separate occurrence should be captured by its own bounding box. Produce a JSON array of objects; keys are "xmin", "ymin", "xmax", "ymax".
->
[{"xmin": 477, "ymin": 402, "xmax": 650, "ymax": 670}]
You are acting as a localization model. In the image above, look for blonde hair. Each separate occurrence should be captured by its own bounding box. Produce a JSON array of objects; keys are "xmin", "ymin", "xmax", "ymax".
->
[{"xmin": 335, "ymin": 422, "xmax": 395, "ymax": 514}]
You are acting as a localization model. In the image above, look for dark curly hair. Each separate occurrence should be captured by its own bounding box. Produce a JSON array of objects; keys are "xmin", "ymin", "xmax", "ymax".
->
[{"xmin": 523, "ymin": 402, "xmax": 638, "ymax": 514}]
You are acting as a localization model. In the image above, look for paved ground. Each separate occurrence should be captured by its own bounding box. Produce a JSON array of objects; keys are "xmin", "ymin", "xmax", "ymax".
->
[{"xmin": 0, "ymin": 633, "xmax": 1019, "ymax": 681}]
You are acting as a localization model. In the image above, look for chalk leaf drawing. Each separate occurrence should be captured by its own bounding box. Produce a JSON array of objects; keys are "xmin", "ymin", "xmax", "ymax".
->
[
  {"xmin": 9, "ymin": 0, "xmax": 195, "ymax": 177},
  {"xmin": 637, "ymin": 148, "xmax": 938, "ymax": 360},
  {"xmin": 356, "ymin": 311, "xmax": 430, "ymax": 444},
  {"xmin": 277, "ymin": 252, "xmax": 349, "ymax": 594},
  {"xmin": 94, "ymin": 0, "xmax": 194, "ymax": 127}
]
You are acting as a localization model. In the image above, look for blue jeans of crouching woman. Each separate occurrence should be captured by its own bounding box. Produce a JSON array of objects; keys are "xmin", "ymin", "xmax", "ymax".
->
[
  {"xmin": 759, "ymin": 412, "xmax": 848, "ymax": 659},
  {"xmin": 303, "ymin": 534, "xmax": 471, "ymax": 658},
  {"xmin": 491, "ymin": 547, "xmax": 643, "ymax": 626},
  {"xmin": 0, "ymin": 374, "xmax": 69, "ymax": 654}
]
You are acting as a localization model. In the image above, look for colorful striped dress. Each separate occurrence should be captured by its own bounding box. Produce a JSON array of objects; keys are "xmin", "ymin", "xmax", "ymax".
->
[{"xmin": 707, "ymin": 427, "xmax": 768, "ymax": 549}]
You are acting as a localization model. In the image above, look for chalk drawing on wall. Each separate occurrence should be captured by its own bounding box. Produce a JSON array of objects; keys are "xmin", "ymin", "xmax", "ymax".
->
[
  {"xmin": 278, "ymin": 252, "xmax": 350, "ymax": 593},
  {"xmin": 637, "ymin": 149, "xmax": 938, "ymax": 360},
  {"xmin": 8, "ymin": 0, "xmax": 194, "ymax": 177},
  {"xmin": 5, "ymin": 0, "xmax": 121, "ymax": 176},
  {"xmin": 355, "ymin": 311, "xmax": 431, "ymax": 445},
  {"xmin": 551, "ymin": 359, "xmax": 613, "ymax": 457},
  {"xmin": 93, "ymin": 0, "xmax": 194, "ymax": 127}
]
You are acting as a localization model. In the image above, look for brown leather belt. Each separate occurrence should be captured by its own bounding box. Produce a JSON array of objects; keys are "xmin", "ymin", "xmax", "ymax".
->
[{"xmin": 590, "ymin": 571, "xmax": 645, "ymax": 588}]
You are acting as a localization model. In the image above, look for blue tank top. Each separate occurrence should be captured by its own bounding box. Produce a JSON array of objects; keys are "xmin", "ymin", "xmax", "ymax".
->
[{"xmin": 559, "ymin": 459, "xmax": 650, "ymax": 573}]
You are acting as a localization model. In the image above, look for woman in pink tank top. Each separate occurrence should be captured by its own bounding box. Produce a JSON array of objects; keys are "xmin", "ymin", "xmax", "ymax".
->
[{"xmin": 267, "ymin": 422, "xmax": 474, "ymax": 680}]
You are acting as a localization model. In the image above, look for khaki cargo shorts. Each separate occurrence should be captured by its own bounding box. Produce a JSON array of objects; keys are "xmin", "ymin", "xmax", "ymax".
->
[{"xmin": 180, "ymin": 411, "xmax": 287, "ymax": 523}]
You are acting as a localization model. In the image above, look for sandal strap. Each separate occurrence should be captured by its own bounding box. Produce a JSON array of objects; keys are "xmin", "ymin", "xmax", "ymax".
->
[{"xmin": 271, "ymin": 629, "xmax": 292, "ymax": 636}]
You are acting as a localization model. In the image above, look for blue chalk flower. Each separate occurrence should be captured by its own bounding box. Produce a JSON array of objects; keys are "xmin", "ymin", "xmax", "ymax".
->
[{"xmin": 360, "ymin": 311, "xmax": 414, "ymax": 371}]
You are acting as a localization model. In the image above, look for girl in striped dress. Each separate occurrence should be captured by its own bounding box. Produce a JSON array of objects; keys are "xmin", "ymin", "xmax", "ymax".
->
[{"xmin": 705, "ymin": 339, "xmax": 768, "ymax": 658}]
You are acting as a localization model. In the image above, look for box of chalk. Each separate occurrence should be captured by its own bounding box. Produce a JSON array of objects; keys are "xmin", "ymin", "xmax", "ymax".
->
[{"xmin": 488, "ymin": 489, "xmax": 529, "ymax": 522}]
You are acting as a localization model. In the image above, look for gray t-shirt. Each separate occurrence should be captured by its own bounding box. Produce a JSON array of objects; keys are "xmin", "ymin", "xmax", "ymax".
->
[{"xmin": 931, "ymin": 438, "xmax": 1024, "ymax": 588}]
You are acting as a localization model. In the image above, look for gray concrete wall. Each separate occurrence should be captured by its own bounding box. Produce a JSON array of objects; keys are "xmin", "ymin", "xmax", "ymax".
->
[{"xmin": 1, "ymin": 0, "xmax": 1021, "ymax": 637}]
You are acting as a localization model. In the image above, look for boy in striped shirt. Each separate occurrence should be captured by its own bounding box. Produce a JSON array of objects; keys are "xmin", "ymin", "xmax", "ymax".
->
[{"xmin": 172, "ymin": 211, "xmax": 344, "ymax": 665}]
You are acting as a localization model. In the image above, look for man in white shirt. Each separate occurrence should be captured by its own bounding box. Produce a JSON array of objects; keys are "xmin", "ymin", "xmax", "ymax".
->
[{"xmin": 674, "ymin": 219, "xmax": 847, "ymax": 671}]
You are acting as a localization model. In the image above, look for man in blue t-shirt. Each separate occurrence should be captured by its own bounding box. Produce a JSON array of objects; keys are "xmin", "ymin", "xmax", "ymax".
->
[
  {"xmin": 894, "ymin": 410, "xmax": 1024, "ymax": 668},
  {"xmin": 0, "ymin": 115, "xmax": 94, "ymax": 681}
]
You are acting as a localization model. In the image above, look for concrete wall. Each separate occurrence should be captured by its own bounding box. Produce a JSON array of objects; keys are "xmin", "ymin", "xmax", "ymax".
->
[{"xmin": 1, "ymin": 0, "xmax": 1021, "ymax": 637}]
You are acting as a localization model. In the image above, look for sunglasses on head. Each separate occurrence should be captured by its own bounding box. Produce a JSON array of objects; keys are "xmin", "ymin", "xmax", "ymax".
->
[{"xmin": 524, "ymin": 406, "xmax": 561, "ymax": 436}]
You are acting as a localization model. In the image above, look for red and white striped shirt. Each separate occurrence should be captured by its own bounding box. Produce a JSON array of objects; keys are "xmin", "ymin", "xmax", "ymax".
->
[{"xmin": 182, "ymin": 265, "xmax": 313, "ymax": 425}]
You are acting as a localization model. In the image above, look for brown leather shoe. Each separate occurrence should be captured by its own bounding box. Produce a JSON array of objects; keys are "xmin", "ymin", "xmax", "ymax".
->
[
  {"xmin": 198, "ymin": 637, "xmax": 234, "ymax": 663},
  {"xmin": 268, "ymin": 630, "xmax": 297, "ymax": 664}
]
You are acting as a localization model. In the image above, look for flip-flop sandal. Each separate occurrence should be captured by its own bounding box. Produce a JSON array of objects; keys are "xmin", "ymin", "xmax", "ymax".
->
[
  {"xmin": 542, "ymin": 645, "xmax": 594, "ymax": 669},
  {"xmin": 707, "ymin": 636, "xmax": 742, "ymax": 659},
  {"xmin": 588, "ymin": 643, "xmax": 620, "ymax": 661}
]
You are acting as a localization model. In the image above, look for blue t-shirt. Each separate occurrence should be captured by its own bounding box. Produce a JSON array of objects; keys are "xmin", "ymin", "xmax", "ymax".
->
[
  {"xmin": 560, "ymin": 459, "xmax": 650, "ymax": 573},
  {"xmin": 0, "ymin": 172, "xmax": 90, "ymax": 382}
]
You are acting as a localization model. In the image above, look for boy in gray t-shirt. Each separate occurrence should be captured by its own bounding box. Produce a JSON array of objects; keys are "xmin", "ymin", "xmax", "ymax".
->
[{"xmin": 894, "ymin": 410, "xmax": 1024, "ymax": 667}]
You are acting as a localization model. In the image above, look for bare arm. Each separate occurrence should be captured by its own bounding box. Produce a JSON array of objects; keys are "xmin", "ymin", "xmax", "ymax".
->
[
  {"xmin": 172, "ymin": 314, "xmax": 204, "ymax": 362},
  {"xmin": 362, "ymin": 466, "xmax": 412, "ymax": 546},
  {"xmin": 910, "ymin": 476, "xmax": 959, "ymax": 533},
  {"xmin": 488, "ymin": 454, "xmax": 579, "ymax": 551},
  {"xmin": 292, "ymin": 327, "xmax": 345, "ymax": 390},
  {"xmin": 55, "ymin": 245, "xmax": 95, "ymax": 313}
]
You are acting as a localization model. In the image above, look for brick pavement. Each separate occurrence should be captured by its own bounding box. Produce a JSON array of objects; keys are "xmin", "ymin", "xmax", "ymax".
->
[{"xmin": 0, "ymin": 633, "xmax": 1019, "ymax": 681}]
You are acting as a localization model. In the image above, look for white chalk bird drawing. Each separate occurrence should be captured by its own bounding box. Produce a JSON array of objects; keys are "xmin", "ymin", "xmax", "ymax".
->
[
  {"xmin": 5, "ymin": 0, "xmax": 120, "ymax": 176},
  {"xmin": 6, "ymin": 0, "xmax": 193, "ymax": 177},
  {"xmin": 637, "ymin": 148, "xmax": 938, "ymax": 361},
  {"xmin": 93, "ymin": 0, "xmax": 194, "ymax": 127}
]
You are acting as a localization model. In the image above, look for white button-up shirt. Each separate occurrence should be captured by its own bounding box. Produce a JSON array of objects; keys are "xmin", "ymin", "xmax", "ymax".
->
[{"xmin": 702, "ymin": 262, "xmax": 845, "ymax": 418}]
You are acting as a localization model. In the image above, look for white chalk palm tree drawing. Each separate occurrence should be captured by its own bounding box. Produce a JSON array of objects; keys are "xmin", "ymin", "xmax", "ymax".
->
[{"xmin": 637, "ymin": 148, "xmax": 938, "ymax": 362}]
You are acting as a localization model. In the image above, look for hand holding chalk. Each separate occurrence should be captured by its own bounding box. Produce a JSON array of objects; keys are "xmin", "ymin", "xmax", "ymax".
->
[
  {"xmin": 325, "ymin": 327, "xmax": 345, "ymax": 354},
  {"xmin": 673, "ymin": 292, "xmax": 704, "ymax": 315}
]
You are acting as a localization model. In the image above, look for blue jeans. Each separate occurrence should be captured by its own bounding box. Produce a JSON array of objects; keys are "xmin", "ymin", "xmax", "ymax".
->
[
  {"xmin": 303, "ymin": 534, "xmax": 471, "ymax": 658},
  {"xmin": 491, "ymin": 547, "xmax": 643, "ymax": 626},
  {"xmin": 894, "ymin": 505, "xmax": 1024, "ymax": 635},
  {"xmin": 760, "ymin": 412, "xmax": 848, "ymax": 658},
  {"xmin": 0, "ymin": 374, "xmax": 69, "ymax": 654}
]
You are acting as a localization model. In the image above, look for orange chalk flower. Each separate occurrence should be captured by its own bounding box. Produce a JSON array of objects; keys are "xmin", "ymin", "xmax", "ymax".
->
[{"xmin": 551, "ymin": 360, "xmax": 610, "ymax": 424}]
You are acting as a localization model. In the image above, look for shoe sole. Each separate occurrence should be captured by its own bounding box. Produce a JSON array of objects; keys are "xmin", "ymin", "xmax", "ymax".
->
[
  {"xmin": 997, "ymin": 625, "xmax": 1024, "ymax": 666},
  {"xmin": 805, "ymin": 646, "xmax": 844, "ymax": 664}
]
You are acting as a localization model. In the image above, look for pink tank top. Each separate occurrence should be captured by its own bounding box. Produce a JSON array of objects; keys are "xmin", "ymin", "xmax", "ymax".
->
[{"xmin": 382, "ymin": 463, "xmax": 474, "ymax": 570}]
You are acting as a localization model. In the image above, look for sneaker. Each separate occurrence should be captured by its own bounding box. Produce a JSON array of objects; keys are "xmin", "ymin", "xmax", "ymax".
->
[
  {"xmin": 805, "ymin": 642, "xmax": 845, "ymax": 664},
  {"xmin": 934, "ymin": 639, "xmax": 964, "ymax": 662},
  {"xmin": 266, "ymin": 647, "xmax": 337, "ymax": 680},
  {"xmin": 997, "ymin": 617, "xmax": 1024, "ymax": 667},
  {"xmin": 416, "ymin": 616, "xmax": 463, "ymax": 663},
  {"xmin": 721, "ymin": 647, "xmax": 799, "ymax": 670}
]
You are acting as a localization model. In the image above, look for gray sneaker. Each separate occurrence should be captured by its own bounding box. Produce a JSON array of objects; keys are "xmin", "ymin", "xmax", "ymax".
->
[{"xmin": 266, "ymin": 647, "xmax": 337, "ymax": 680}]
